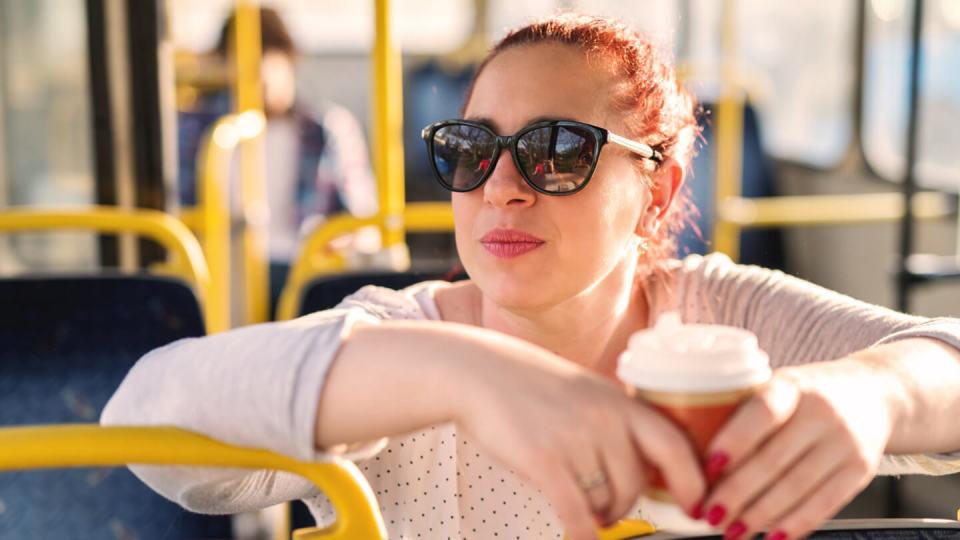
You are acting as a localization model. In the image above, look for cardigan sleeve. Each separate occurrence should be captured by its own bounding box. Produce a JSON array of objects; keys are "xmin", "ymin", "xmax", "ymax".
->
[
  {"xmin": 101, "ymin": 285, "xmax": 426, "ymax": 514},
  {"xmin": 662, "ymin": 253, "xmax": 960, "ymax": 476}
]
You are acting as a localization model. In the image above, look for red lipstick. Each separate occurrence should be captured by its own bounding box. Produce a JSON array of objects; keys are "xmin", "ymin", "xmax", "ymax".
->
[{"xmin": 480, "ymin": 228, "xmax": 545, "ymax": 259}]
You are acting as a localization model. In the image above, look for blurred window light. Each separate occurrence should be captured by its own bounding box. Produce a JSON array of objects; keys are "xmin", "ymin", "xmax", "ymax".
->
[
  {"xmin": 944, "ymin": 0, "xmax": 960, "ymax": 29},
  {"xmin": 169, "ymin": 0, "xmax": 474, "ymax": 54},
  {"xmin": 0, "ymin": 0, "xmax": 97, "ymax": 272},
  {"xmin": 487, "ymin": 0, "xmax": 678, "ymax": 51},
  {"xmin": 732, "ymin": 1, "xmax": 857, "ymax": 168},
  {"xmin": 871, "ymin": 0, "xmax": 907, "ymax": 22},
  {"xmin": 487, "ymin": 1, "xmax": 854, "ymax": 169},
  {"xmin": 862, "ymin": 0, "xmax": 960, "ymax": 189}
]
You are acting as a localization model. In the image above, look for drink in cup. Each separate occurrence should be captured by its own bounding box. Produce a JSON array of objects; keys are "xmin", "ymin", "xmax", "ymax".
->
[{"xmin": 616, "ymin": 312, "xmax": 771, "ymax": 501}]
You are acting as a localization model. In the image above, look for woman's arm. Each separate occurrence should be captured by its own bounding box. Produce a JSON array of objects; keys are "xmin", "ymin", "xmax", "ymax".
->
[
  {"xmin": 100, "ymin": 308, "xmax": 384, "ymax": 513},
  {"xmin": 670, "ymin": 254, "xmax": 960, "ymax": 539},
  {"xmin": 104, "ymin": 291, "xmax": 707, "ymax": 539},
  {"xmin": 316, "ymin": 319, "xmax": 709, "ymax": 538},
  {"xmin": 849, "ymin": 337, "xmax": 960, "ymax": 455}
]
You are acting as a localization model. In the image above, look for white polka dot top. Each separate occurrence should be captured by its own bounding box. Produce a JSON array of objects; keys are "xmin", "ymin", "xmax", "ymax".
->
[{"xmin": 102, "ymin": 253, "xmax": 960, "ymax": 538}]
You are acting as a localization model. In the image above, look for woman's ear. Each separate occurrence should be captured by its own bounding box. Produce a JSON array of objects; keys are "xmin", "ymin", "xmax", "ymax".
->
[{"xmin": 637, "ymin": 158, "xmax": 684, "ymax": 235}]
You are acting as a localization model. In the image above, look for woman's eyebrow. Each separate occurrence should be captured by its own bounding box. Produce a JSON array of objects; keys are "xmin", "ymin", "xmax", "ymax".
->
[
  {"xmin": 463, "ymin": 115, "xmax": 582, "ymax": 133},
  {"xmin": 527, "ymin": 115, "xmax": 577, "ymax": 124},
  {"xmin": 464, "ymin": 116, "xmax": 498, "ymax": 131}
]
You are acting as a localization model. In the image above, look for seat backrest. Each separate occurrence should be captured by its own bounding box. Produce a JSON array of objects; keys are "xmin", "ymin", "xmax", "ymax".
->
[
  {"xmin": 0, "ymin": 275, "xmax": 231, "ymax": 539},
  {"xmin": 679, "ymin": 101, "xmax": 786, "ymax": 269},
  {"xmin": 298, "ymin": 270, "xmax": 454, "ymax": 316}
]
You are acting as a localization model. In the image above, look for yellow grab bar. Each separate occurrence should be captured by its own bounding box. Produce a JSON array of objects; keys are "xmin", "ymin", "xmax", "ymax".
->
[
  {"xmin": 233, "ymin": 0, "xmax": 270, "ymax": 325},
  {"xmin": 719, "ymin": 192, "xmax": 954, "ymax": 228},
  {"xmin": 275, "ymin": 202, "xmax": 455, "ymax": 320},
  {"xmin": 0, "ymin": 207, "xmax": 218, "ymax": 331},
  {"xmin": 0, "ymin": 424, "xmax": 385, "ymax": 540},
  {"xmin": 712, "ymin": 0, "xmax": 744, "ymax": 258},
  {"xmin": 372, "ymin": 0, "xmax": 407, "ymax": 251},
  {"xmin": 195, "ymin": 112, "xmax": 266, "ymax": 332}
]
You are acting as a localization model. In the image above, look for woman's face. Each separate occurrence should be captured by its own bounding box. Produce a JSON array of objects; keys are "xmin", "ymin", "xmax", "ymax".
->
[{"xmin": 456, "ymin": 42, "xmax": 669, "ymax": 311}]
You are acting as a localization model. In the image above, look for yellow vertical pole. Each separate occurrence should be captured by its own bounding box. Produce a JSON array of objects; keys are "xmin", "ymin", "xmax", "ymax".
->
[
  {"xmin": 712, "ymin": 0, "xmax": 744, "ymax": 259},
  {"xmin": 198, "ymin": 118, "xmax": 235, "ymax": 334},
  {"xmin": 233, "ymin": 1, "xmax": 269, "ymax": 323},
  {"xmin": 372, "ymin": 0, "xmax": 408, "ymax": 258}
]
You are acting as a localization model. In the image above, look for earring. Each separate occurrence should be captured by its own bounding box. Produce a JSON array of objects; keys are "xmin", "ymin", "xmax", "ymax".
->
[{"xmin": 635, "ymin": 236, "xmax": 649, "ymax": 253}]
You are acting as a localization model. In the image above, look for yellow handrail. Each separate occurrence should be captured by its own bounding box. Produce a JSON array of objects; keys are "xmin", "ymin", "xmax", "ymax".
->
[
  {"xmin": 234, "ymin": 0, "xmax": 270, "ymax": 325},
  {"xmin": 195, "ymin": 112, "xmax": 266, "ymax": 332},
  {"xmin": 275, "ymin": 202, "xmax": 455, "ymax": 320},
  {"xmin": 712, "ymin": 0, "xmax": 744, "ymax": 258},
  {"xmin": 0, "ymin": 206, "xmax": 219, "ymax": 331},
  {"xmin": 372, "ymin": 0, "xmax": 408, "ymax": 253},
  {"xmin": 719, "ymin": 192, "xmax": 954, "ymax": 227},
  {"xmin": 0, "ymin": 424, "xmax": 385, "ymax": 540}
]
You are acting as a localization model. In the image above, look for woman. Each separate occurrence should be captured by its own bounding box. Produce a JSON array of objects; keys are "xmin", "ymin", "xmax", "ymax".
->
[{"xmin": 103, "ymin": 13, "xmax": 960, "ymax": 540}]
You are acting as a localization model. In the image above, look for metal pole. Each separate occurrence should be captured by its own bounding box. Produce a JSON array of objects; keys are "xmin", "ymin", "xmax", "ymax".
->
[
  {"xmin": 890, "ymin": 0, "xmax": 926, "ymax": 517},
  {"xmin": 372, "ymin": 0, "xmax": 408, "ymax": 261},
  {"xmin": 896, "ymin": 0, "xmax": 925, "ymax": 315},
  {"xmin": 712, "ymin": 0, "xmax": 744, "ymax": 259},
  {"xmin": 233, "ymin": 0, "xmax": 269, "ymax": 324}
]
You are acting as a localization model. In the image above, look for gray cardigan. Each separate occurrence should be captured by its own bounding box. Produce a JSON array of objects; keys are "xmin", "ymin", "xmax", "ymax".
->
[{"xmin": 101, "ymin": 253, "xmax": 960, "ymax": 537}]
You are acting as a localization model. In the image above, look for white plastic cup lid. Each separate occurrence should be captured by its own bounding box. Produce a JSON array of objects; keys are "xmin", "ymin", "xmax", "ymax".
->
[{"xmin": 617, "ymin": 312, "xmax": 771, "ymax": 393}]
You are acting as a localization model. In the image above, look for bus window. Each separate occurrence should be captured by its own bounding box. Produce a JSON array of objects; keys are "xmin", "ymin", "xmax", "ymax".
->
[
  {"xmin": 734, "ymin": 1, "xmax": 857, "ymax": 168},
  {"xmin": 0, "ymin": 0, "xmax": 97, "ymax": 272},
  {"xmin": 487, "ymin": 0, "xmax": 677, "ymax": 50},
  {"xmin": 863, "ymin": 0, "xmax": 960, "ymax": 189},
  {"xmin": 169, "ymin": 0, "xmax": 475, "ymax": 54}
]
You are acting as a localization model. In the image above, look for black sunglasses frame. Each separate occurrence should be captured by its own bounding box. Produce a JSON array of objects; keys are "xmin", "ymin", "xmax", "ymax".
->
[{"xmin": 421, "ymin": 119, "xmax": 663, "ymax": 196}]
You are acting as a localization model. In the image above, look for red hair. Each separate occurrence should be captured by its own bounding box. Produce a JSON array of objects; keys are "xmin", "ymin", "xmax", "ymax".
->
[{"xmin": 463, "ymin": 12, "xmax": 701, "ymax": 266}]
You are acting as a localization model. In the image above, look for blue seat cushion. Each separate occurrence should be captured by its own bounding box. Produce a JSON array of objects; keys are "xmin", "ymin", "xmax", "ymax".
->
[{"xmin": 0, "ymin": 274, "xmax": 231, "ymax": 539}]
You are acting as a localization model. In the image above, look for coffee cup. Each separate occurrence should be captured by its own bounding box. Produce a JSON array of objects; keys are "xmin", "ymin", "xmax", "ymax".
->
[{"xmin": 616, "ymin": 312, "xmax": 771, "ymax": 501}]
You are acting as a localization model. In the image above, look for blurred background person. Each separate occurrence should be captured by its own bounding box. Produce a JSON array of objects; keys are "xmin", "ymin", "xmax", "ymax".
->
[{"xmin": 177, "ymin": 6, "xmax": 379, "ymax": 311}]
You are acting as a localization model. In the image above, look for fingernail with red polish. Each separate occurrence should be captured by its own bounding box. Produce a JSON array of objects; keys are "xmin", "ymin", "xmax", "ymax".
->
[
  {"xmin": 766, "ymin": 530, "xmax": 788, "ymax": 540},
  {"xmin": 689, "ymin": 500, "xmax": 704, "ymax": 520},
  {"xmin": 705, "ymin": 451, "xmax": 730, "ymax": 483},
  {"xmin": 706, "ymin": 504, "xmax": 727, "ymax": 526},
  {"xmin": 724, "ymin": 520, "xmax": 747, "ymax": 540}
]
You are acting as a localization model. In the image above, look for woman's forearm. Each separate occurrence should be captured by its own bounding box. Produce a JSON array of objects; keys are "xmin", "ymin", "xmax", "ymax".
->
[
  {"xmin": 848, "ymin": 337, "xmax": 960, "ymax": 455},
  {"xmin": 314, "ymin": 320, "xmax": 542, "ymax": 450}
]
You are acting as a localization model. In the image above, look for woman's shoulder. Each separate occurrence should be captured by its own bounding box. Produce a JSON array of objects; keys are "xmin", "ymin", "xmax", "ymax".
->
[
  {"xmin": 336, "ymin": 280, "xmax": 456, "ymax": 321},
  {"xmin": 645, "ymin": 252, "xmax": 776, "ymax": 321},
  {"xmin": 653, "ymin": 251, "xmax": 743, "ymax": 287}
]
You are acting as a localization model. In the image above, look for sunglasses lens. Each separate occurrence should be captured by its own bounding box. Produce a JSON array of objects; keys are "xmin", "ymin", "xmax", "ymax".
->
[
  {"xmin": 430, "ymin": 124, "xmax": 497, "ymax": 190},
  {"xmin": 517, "ymin": 125, "xmax": 597, "ymax": 193}
]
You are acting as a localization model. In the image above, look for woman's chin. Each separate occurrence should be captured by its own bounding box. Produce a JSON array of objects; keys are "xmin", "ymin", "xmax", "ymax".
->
[{"xmin": 475, "ymin": 272, "xmax": 557, "ymax": 311}]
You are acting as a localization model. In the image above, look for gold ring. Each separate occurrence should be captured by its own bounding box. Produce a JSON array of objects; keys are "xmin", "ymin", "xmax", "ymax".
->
[{"xmin": 578, "ymin": 469, "xmax": 608, "ymax": 491}]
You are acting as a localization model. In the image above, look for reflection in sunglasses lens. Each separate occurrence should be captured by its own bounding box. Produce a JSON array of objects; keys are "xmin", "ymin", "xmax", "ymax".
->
[
  {"xmin": 432, "ymin": 124, "xmax": 496, "ymax": 190},
  {"xmin": 517, "ymin": 125, "xmax": 596, "ymax": 193}
]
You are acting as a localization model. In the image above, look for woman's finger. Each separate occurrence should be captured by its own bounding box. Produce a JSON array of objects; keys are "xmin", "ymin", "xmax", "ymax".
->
[
  {"xmin": 703, "ymin": 402, "xmax": 827, "ymax": 529},
  {"xmin": 731, "ymin": 437, "xmax": 852, "ymax": 539},
  {"xmin": 765, "ymin": 459, "xmax": 873, "ymax": 540},
  {"xmin": 597, "ymin": 419, "xmax": 647, "ymax": 525},
  {"xmin": 532, "ymin": 453, "xmax": 600, "ymax": 540},
  {"xmin": 704, "ymin": 377, "xmax": 801, "ymax": 484},
  {"xmin": 568, "ymin": 453, "xmax": 614, "ymax": 521},
  {"xmin": 628, "ymin": 403, "xmax": 705, "ymax": 512}
]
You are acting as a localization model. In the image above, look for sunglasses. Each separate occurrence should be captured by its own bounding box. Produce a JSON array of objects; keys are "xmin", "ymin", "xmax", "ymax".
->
[{"xmin": 421, "ymin": 119, "xmax": 663, "ymax": 196}]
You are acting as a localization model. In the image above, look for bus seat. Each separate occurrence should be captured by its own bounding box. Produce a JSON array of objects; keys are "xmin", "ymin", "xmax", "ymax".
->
[
  {"xmin": 291, "ymin": 268, "xmax": 462, "ymax": 528},
  {"xmin": 680, "ymin": 101, "xmax": 786, "ymax": 270},
  {"xmin": 297, "ymin": 269, "xmax": 459, "ymax": 316},
  {"xmin": 0, "ymin": 274, "xmax": 232, "ymax": 539}
]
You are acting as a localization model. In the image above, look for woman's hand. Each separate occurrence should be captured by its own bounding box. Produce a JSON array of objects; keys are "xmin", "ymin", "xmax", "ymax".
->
[
  {"xmin": 699, "ymin": 360, "xmax": 899, "ymax": 540},
  {"xmin": 452, "ymin": 339, "xmax": 706, "ymax": 540}
]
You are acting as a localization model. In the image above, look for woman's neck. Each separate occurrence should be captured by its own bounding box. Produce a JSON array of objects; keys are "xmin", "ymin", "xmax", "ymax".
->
[{"xmin": 442, "ymin": 268, "xmax": 650, "ymax": 380}]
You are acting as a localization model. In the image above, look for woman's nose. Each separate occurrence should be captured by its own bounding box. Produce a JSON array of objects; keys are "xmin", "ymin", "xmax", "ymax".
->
[{"xmin": 483, "ymin": 153, "xmax": 536, "ymax": 208}]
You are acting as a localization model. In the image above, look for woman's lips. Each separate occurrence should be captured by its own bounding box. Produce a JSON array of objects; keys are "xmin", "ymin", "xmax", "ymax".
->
[{"xmin": 480, "ymin": 228, "xmax": 545, "ymax": 259}]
